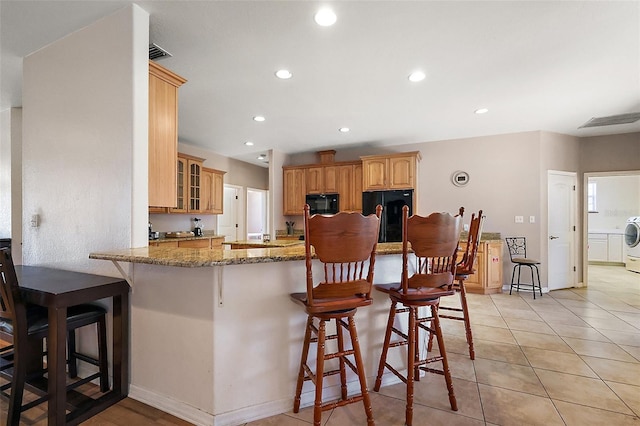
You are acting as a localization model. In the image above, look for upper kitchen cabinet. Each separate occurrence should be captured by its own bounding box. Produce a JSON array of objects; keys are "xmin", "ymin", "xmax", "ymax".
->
[
  {"xmin": 305, "ymin": 166, "xmax": 324, "ymax": 194},
  {"xmin": 202, "ymin": 167, "xmax": 226, "ymax": 214},
  {"xmin": 148, "ymin": 61, "xmax": 187, "ymax": 207},
  {"xmin": 170, "ymin": 153, "xmax": 205, "ymax": 214},
  {"xmin": 361, "ymin": 152, "xmax": 421, "ymax": 191},
  {"xmin": 283, "ymin": 167, "xmax": 306, "ymax": 215}
]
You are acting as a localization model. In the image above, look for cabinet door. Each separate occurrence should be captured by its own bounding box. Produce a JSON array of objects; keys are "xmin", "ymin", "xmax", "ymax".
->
[
  {"xmin": 388, "ymin": 155, "xmax": 415, "ymax": 189},
  {"xmin": 352, "ymin": 163, "xmax": 363, "ymax": 212},
  {"xmin": 188, "ymin": 160, "xmax": 202, "ymax": 212},
  {"xmin": 485, "ymin": 242, "xmax": 503, "ymax": 292},
  {"xmin": 169, "ymin": 157, "xmax": 188, "ymax": 213},
  {"xmin": 607, "ymin": 234, "xmax": 623, "ymax": 262},
  {"xmin": 324, "ymin": 166, "xmax": 339, "ymax": 193},
  {"xmin": 588, "ymin": 234, "xmax": 608, "ymax": 261},
  {"xmin": 179, "ymin": 239, "xmax": 210, "ymax": 249},
  {"xmin": 211, "ymin": 171, "xmax": 225, "ymax": 214},
  {"xmin": 336, "ymin": 165, "xmax": 353, "ymax": 211},
  {"xmin": 306, "ymin": 167, "xmax": 324, "ymax": 194},
  {"xmin": 284, "ymin": 168, "xmax": 306, "ymax": 215},
  {"xmin": 362, "ymin": 158, "xmax": 388, "ymax": 191},
  {"xmin": 201, "ymin": 169, "xmax": 214, "ymax": 214}
]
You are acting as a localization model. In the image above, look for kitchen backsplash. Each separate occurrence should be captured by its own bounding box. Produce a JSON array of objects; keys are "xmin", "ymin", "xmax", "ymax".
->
[{"xmin": 149, "ymin": 213, "xmax": 217, "ymax": 233}]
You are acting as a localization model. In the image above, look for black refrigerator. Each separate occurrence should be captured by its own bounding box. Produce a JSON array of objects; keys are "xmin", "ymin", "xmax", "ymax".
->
[{"xmin": 362, "ymin": 189, "xmax": 413, "ymax": 242}]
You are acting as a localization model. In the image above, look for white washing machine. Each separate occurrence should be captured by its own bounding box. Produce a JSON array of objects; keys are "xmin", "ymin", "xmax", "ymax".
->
[{"xmin": 625, "ymin": 216, "xmax": 640, "ymax": 273}]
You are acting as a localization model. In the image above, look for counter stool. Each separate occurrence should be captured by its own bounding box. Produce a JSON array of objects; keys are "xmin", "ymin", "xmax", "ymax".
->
[
  {"xmin": 0, "ymin": 248, "xmax": 110, "ymax": 425},
  {"xmin": 373, "ymin": 206, "xmax": 462, "ymax": 426},
  {"xmin": 436, "ymin": 210, "xmax": 484, "ymax": 360},
  {"xmin": 505, "ymin": 237, "xmax": 542, "ymax": 299},
  {"xmin": 290, "ymin": 204, "xmax": 382, "ymax": 426}
]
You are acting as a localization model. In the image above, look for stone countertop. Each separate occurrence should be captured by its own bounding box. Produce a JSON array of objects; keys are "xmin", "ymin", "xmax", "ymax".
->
[
  {"xmin": 90, "ymin": 243, "xmax": 404, "ymax": 268},
  {"xmin": 221, "ymin": 239, "xmax": 304, "ymax": 248}
]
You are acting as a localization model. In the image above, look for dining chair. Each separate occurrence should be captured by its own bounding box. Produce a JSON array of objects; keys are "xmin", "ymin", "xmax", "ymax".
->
[
  {"xmin": 373, "ymin": 206, "xmax": 462, "ymax": 426},
  {"xmin": 0, "ymin": 248, "xmax": 110, "ymax": 425},
  {"xmin": 505, "ymin": 237, "xmax": 542, "ymax": 298},
  {"xmin": 290, "ymin": 204, "xmax": 382, "ymax": 426},
  {"xmin": 436, "ymin": 210, "xmax": 484, "ymax": 359}
]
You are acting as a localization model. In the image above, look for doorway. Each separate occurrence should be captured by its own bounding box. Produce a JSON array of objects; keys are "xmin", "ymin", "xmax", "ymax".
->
[
  {"xmin": 583, "ymin": 171, "xmax": 640, "ymax": 286},
  {"xmin": 547, "ymin": 171, "xmax": 578, "ymax": 290},
  {"xmin": 217, "ymin": 185, "xmax": 242, "ymax": 242},
  {"xmin": 246, "ymin": 188, "xmax": 268, "ymax": 240}
]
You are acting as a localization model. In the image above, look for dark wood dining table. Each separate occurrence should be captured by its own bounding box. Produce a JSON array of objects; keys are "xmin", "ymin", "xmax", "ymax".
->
[{"xmin": 15, "ymin": 266, "xmax": 130, "ymax": 425}]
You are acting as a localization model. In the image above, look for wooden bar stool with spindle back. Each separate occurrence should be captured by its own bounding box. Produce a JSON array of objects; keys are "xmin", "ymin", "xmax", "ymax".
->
[
  {"xmin": 373, "ymin": 206, "xmax": 462, "ymax": 426},
  {"xmin": 435, "ymin": 210, "xmax": 484, "ymax": 360},
  {"xmin": 290, "ymin": 204, "xmax": 382, "ymax": 426}
]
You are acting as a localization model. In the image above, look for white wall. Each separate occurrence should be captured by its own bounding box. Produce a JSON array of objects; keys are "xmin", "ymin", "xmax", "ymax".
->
[
  {"xmin": 21, "ymin": 5, "xmax": 149, "ymax": 274},
  {"xmin": 0, "ymin": 108, "xmax": 23, "ymax": 265},
  {"xmin": 588, "ymin": 175, "xmax": 640, "ymax": 230}
]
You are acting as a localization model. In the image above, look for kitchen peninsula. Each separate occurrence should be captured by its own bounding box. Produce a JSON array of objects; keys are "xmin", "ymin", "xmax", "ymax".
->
[{"xmin": 89, "ymin": 236, "xmax": 501, "ymax": 426}]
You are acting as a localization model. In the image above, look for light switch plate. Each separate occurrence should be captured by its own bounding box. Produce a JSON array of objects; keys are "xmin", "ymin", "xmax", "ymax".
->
[
  {"xmin": 515, "ymin": 216, "xmax": 524, "ymax": 223},
  {"xmin": 529, "ymin": 216, "xmax": 535, "ymax": 223}
]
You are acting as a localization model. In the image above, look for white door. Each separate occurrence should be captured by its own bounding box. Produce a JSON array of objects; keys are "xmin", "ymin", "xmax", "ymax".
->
[
  {"xmin": 246, "ymin": 188, "xmax": 268, "ymax": 240},
  {"xmin": 548, "ymin": 171, "xmax": 577, "ymax": 290},
  {"xmin": 218, "ymin": 185, "xmax": 240, "ymax": 242}
]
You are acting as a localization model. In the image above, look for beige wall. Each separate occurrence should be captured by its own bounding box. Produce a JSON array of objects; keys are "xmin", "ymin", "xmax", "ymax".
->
[{"xmin": 580, "ymin": 132, "xmax": 640, "ymax": 173}]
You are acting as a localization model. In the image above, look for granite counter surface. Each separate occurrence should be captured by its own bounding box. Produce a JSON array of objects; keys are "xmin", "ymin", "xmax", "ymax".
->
[{"xmin": 90, "ymin": 243, "xmax": 404, "ymax": 268}]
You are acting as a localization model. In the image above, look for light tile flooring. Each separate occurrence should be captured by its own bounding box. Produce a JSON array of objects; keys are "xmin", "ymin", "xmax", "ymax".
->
[{"xmin": 245, "ymin": 265, "xmax": 640, "ymax": 425}]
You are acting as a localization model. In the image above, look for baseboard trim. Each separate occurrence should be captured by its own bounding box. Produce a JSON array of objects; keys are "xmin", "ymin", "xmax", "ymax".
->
[{"xmin": 129, "ymin": 385, "xmax": 214, "ymax": 426}]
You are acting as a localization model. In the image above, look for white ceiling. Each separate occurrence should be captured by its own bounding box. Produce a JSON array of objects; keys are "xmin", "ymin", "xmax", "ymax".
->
[{"xmin": 2, "ymin": 1, "xmax": 639, "ymax": 167}]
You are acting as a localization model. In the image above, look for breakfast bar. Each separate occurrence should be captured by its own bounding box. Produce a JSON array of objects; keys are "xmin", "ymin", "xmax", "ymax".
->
[{"xmin": 89, "ymin": 244, "xmax": 407, "ymax": 426}]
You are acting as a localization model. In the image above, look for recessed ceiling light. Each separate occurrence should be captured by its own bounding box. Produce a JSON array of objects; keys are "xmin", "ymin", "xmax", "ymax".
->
[
  {"xmin": 244, "ymin": 141, "xmax": 254, "ymax": 146},
  {"xmin": 314, "ymin": 8, "xmax": 337, "ymax": 26},
  {"xmin": 257, "ymin": 154, "xmax": 267, "ymax": 160},
  {"xmin": 338, "ymin": 127, "xmax": 350, "ymax": 133},
  {"xmin": 475, "ymin": 108, "xmax": 489, "ymax": 114},
  {"xmin": 253, "ymin": 116, "xmax": 265, "ymax": 122},
  {"xmin": 408, "ymin": 71, "xmax": 426, "ymax": 82},
  {"xmin": 275, "ymin": 69, "xmax": 292, "ymax": 79}
]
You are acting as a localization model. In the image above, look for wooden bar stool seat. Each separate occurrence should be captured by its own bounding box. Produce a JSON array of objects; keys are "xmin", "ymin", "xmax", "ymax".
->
[
  {"xmin": 373, "ymin": 206, "xmax": 462, "ymax": 426},
  {"xmin": 291, "ymin": 204, "xmax": 382, "ymax": 426}
]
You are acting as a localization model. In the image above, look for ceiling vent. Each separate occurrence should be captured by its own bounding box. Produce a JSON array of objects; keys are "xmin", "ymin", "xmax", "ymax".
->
[
  {"xmin": 579, "ymin": 112, "xmax": 640, "ymax": 128},
  {"xmin": 149, "ymin": 43, "xmax": 172, "ymax": 61}
]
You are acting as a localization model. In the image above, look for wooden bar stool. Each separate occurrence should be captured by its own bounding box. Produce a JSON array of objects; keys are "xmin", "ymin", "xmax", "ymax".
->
[
  {"xmin": 373, "ymin": 206, "xmax": 462, "ymax": 426},
  {"xmin": 436, "ymin": 210, "xmax": 484, "ymax": 360},
  {"xmin": 290, "ymin": 204, "xmax": 382, "ymax": 426}
]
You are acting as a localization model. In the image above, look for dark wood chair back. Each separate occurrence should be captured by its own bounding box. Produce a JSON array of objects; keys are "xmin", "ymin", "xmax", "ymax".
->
[
  {"xmin": 0, "ymin": 248, "xmax": 27, "ymax": 337},
  {"xmin": 457, "ymin": 210, "xmax": 485, "ymax": 275},
  {"xmin": 401, "ymin": 206, "xmax": 462, "ymax": 294},
  {"xmin": 304, "ymin": 204, "xmax": 382, "ymax": 307}
]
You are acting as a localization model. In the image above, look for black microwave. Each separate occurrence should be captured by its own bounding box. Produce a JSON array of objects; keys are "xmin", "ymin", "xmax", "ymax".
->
[{"xmin": 306, "ymin": 193, "xmax": 339, "ymax": 215}]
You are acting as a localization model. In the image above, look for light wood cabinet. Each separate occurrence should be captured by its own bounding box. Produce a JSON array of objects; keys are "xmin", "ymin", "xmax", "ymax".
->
[
  {"xmin": 305, "ymin": 167, "xmax": 324, "ymax": 194},
  {"xmin": 150, "ymin": 237, "xmax": 224, "ymax": 248},
  {"xmin": 170, "ymin": 153, "xmax": 205, "ymax": 214},
  {"xmin": 283, "ymin": 167, "xmax": 306, "ymax": 215},
  {"xmin": 323, "ymin": 166, "xmax": 339, "ymax": 193},
  {"xmin": 462, "ymin": 241, "xmax": 504, "ymax": 295},
  {"xmin": 148, "ymin": 61, "xmax": 186, "ymax": 208},
  {"xmin": 361, "ymin": 152, "xmax": 420, "ymax": 191},
  {"xmin": 352, "ymin": 163, "xmax": 363, "ymax": 212},
  {"xmin": 202, "ymin": 167, "xmax": 226, "ymax": 214}
]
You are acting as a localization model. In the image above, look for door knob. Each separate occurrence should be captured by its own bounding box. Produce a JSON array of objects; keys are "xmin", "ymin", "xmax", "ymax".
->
[{"xmin": 549, "ymin": 235, "xmax": 559, "ymax": 240}]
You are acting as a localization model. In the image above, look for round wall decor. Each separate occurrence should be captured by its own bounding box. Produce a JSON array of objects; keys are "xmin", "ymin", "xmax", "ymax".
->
[{"xmin": 451, "ymin": 170, "xmax": 470, "ymax": 187}]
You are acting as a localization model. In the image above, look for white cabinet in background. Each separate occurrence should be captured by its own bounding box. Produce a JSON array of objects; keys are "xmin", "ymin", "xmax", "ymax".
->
[
  {"xmin": 588, "ymin": 234, "xmax": 608, "ymax": 262},
  {"xmin": 608, "ymin": 234, "xmax": 623, "ymax": 262}
]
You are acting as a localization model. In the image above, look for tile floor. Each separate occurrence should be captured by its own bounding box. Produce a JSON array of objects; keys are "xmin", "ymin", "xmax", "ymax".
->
[{"xmin": 244, "ymin": 265, "xmax": 640, "ymax": 425}]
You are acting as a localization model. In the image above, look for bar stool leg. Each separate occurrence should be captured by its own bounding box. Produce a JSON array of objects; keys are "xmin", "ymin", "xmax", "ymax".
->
[
  {"xmin": 336, "ymin": 317, "xmax": 348, "ymax": 401},
  {"xmin": 374, "ymin": 300, "xmax": 397, "ymax": 392},
  {"xmin": 313, "ymin": 319, "xmax": 326, "ymax": 426},
  {"xmin": 432, "ymin": 307, "xmax": 457, "ymax": 411},
  {"xmin": 293, "ymin": 316, "xmax": 313, "ymax": 413},
  {"xmin": 458, "ymin": 281, "xmax": 475, "ymax": 360},
  {"xmin": 406, "ymin": 306, "xmax": 417, "ymax": 426},
  {"xmin": 347, "ymin": 316, "xmax": 374, "ymax": 425}
]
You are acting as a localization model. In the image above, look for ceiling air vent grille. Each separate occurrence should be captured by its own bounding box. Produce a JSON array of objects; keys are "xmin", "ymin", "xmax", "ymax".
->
[
  {"xmin": 149, "ymin": 43, "xmax": 172, "ymax": 61},
  {"xmin": 579, "ymin": 112, "xmax": 640, "ymax": 128}
]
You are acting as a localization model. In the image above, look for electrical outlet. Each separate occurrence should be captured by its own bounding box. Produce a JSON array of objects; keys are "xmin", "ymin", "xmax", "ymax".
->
[
  {"xmin": 529, "ymin": 216, "xmax": 535, "ymax": 223},
  {"xmin": 30, "ymin": 214, "xmax": 39, "ymax": 228},
  {"xmin": 515, "ymin": 216, "xmax": 524, "ymax": 223},
  {"xmin": 463, "ymin": 224, "xmax": 469, "ymax": 231}
]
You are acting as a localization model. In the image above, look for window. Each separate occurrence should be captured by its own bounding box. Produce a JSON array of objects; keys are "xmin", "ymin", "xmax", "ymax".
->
[{"xmin": 587, "ymin": 182, "xmax": 597, "ymax": 212}]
